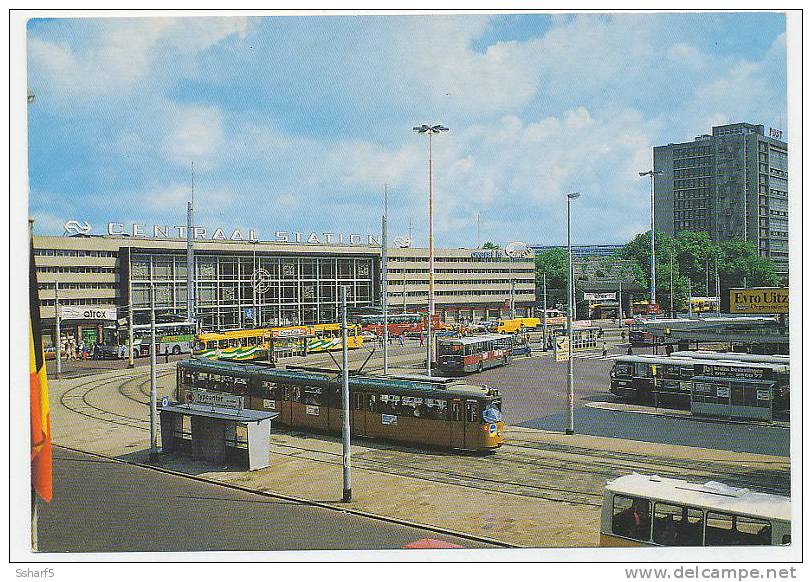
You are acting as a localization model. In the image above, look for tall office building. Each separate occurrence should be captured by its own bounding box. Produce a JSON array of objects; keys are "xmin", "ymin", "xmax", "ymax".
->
[{"xmin": 654, "ymin": 122, "xmax": 788, "ymax": 277}]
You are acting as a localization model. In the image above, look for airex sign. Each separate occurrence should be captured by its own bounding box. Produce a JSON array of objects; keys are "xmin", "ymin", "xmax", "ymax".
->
[
  {"xmin": 728, "ymin": 288, "xmax": 789, "ymax": 314},
  {"xmin": 60, "ymin": 306, "xmax": 118, "ymax": 321}
]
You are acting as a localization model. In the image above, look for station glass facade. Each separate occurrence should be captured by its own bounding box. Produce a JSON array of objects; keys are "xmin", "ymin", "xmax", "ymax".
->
[{"xmin": 128, "ymin": 250, "xmax": 375, "ymax": 330}]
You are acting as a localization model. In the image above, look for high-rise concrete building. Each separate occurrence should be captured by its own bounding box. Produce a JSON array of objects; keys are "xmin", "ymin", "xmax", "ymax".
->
[{"xmin": 654, "ymin": 122, "xmax": 788, "ymax": 277}]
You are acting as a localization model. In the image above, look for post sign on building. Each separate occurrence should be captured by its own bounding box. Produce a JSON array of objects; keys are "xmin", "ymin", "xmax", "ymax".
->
[
  {"xmin": 729, "ymin": 287, "xmax": 789, "ymax": 314},
  {"xmin": 60, "ymin": 306, "xmax": 118, "ymax": 321}
]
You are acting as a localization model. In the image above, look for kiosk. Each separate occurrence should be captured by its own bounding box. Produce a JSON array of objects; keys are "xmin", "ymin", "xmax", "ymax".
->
[{"xmin": 159, "ymin": 390, "xmax": 279, "ymax": 470}]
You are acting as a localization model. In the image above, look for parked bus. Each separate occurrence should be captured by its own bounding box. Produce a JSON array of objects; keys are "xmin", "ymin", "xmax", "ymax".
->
[
  {"xmin": 609, "ymin": 354, "xmax": 790, "ymax": 411},
  {"xmin": 307, "ymin": 323, "xmax": 364, "ymax": 352},
  {"xmin": 436, "ymin": 333, "xmax": 513, "ymax": 374},
  {"xmin": 495, "ymin": 317, "xmax": 542, "ymax": 333},
  {"xmin": 131, "ymin": 323, "xmax": 196, "ymax": 357},
  {"xmin": 176, "ymin": 359, "xmax": 505, "ymax": 451},
  {"xmin": 354, "ymin": 313, "xmax": 423, "ymax": 337},
  {"xmin": 601, "ymin": 473, "xmax": 790, "ymax": 547},
  {"xmin": 632, "ymin": 301, "xmax": 661, "ymax": 316}
]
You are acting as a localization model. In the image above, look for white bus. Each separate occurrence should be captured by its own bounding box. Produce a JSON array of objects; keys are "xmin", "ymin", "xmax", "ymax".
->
[{"xmin": 600, "ymin": 473, "xmax": 790, "ymax": 547}]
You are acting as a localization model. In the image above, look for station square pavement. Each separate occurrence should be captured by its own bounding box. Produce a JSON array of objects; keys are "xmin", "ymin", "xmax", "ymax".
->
[{"xmin": 45, "ymin": 362, "xmax": 791, "ymax": 549}]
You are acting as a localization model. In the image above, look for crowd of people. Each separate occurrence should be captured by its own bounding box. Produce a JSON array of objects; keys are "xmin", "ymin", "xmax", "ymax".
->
[{"xmin": 55, "ymin": 336, "xmax": 129, "ymax": 360}]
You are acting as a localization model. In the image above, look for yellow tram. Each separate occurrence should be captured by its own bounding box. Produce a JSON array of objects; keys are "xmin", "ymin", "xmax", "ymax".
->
[
  {"xmin": 176, "ymin": 359, "xmax": 505, "ymax": 451},
  {"xmin": 600, "ymin": 474, "xmax": 791, "ymax": 547}
]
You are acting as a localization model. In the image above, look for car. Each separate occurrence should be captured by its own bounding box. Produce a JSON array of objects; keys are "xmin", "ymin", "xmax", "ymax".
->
[
  {"xmin": 360, "ymin": 331, "xmax": 378, "ymax": 340},
  {"xmin": 44, "ymin": 346, "xmax": 56, "ymax": 360}
]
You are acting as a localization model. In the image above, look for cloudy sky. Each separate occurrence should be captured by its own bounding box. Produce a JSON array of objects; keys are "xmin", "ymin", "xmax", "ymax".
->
[{"xmin": 26, "ymin": 12, "xmax": 787, "ymax": 248}]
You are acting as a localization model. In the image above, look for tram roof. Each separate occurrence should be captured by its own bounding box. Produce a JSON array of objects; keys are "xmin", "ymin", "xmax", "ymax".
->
[
  {"xmin": 611, "ymin": 354, "xmax": 789, "ymax": 371},
  {"xmin": 606, "ymin": 474, "xmax": 790, "ymax": 522},
  {"xmin": 670, "ymin": 351, "xmax": 790, "ymax": 365},
  {"xmin": 178, "ymin": 359, "xmax": 499, "ymax": 399},
  {"xmin": 438, "ymin": 333, "xmax": 510, "ymax": 345}
]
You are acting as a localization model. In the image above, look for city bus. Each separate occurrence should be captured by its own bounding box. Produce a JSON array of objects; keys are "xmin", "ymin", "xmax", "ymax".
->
[
  {"xmin": 495, "ymin": 317, "xmax": 541, "ymax": 333},
  {"xmin": 131, "ymin": 323, "xmax": 196, "ymax": 357},
  {"xmin": 600, "ymin": 473, "xmax": 790, "ymax": 547},
  {"xmin": 354, "ymin": 313, "xmax": 423, "ymax": 337},
  {"xmin": 609, "ymin": 354, "xmax": 790, "ymax": 411},
  {"xmin": 436, "ymin": 333, "xmax": 514, "ymax": 374},
  {"xmin": 690, "ymin": 296, "xmax": 719, "ymax": 313},
  {"xmin": 176, "ymin": 359, "xmax": 505, "ymax": 451}
]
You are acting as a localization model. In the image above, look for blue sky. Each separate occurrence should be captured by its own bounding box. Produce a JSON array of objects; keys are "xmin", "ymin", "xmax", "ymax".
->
[{"xmin": 26, "ymin": 12, "xmax": 787, "ymax": 247}]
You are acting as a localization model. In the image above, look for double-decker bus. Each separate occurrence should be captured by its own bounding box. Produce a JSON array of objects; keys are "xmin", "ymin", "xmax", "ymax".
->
[
  {"xmin": 131, "ymin": 322, "xmax": 196, "ymax": 357},
  {"xmin": 601, "ymin": 474, "xmax": 790, "ymax": 547},
  {"xmin": 436, "ymin": 333, "xmax": 513, "ymax": 374},
  {"xmin": 354, "ymin": 313, "xmax": 423, "ymax": 337},
  {"xmin": 176, "ymin": 359, "xmax": 505, "ymax": 451}
]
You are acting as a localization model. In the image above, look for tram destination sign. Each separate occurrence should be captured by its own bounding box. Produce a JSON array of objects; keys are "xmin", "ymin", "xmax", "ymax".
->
[{"xmin": 729, "ymin": 287, "xmax": 788, "ymax": 314}]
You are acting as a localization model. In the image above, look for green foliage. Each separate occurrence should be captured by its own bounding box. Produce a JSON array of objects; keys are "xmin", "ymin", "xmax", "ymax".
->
[
  {"xmin": 534, "ymin": 248, "xmax": 568, "ymax": 290},
  {"xmin": 481, "ymin": 241, "xmax": 499, "ymax": 249}
]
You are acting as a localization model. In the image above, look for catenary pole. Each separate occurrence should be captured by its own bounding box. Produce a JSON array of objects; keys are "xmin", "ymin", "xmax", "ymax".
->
[
  {"xmin": 187, "ymin": 162, "xmax": 195, "ymax": 330},
  {"xmin": 542, "ymin": 272, "xmax": 548, "ymax": 351},
  {"xmin": 566, "ymin": 192, "xmax": 580, "ymax": 435},
  {"xmin": 55, "ymin": 280, "xmax": 62, "ymax": 379},
  {"xmin": 382, "ymin": 184, "xmax": 389, "ymax": 375},
  {"xmin": 340, "ymin": 286, "xmax": 352, "ymax": 502},
  {"xmin": 149, "ymin": 282, "xmax": 158, "ymax": 461}
]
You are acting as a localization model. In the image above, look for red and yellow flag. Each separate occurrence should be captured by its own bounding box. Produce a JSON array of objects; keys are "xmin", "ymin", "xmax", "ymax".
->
[{"xmin": 30, "ymin": 238, "xmax": 52, "ymax": 502}]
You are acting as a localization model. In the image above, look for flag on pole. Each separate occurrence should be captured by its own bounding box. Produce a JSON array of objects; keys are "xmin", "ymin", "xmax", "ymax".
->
[{"xmin": 30, "ymin": 237, "xmax": 52, "ymax": 502}]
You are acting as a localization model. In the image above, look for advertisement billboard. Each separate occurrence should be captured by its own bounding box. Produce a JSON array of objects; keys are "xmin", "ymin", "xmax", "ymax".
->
[{"xmin": 728, "ymin": 288, "xmax": 788, "ymax": 314}]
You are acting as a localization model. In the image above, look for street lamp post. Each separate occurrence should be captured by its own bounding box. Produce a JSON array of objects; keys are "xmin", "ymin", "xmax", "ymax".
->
[
  {"xmin": 639, "ymin": 169, "xmax": 663, "ymax": 314},
  {"xmin": 413, "ymin": 123, "xmax": 449, "ymax": 377},
  {"xmin": 566, "ymin": 192, "xmax": 580, "ymax": 436},
  {"xmin": 54, "ymin": 280, "xmax": 62, "ymax": 380}
]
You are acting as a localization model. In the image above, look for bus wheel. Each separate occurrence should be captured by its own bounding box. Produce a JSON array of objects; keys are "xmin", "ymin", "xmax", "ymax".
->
[{"xmin": 172, "ymin": 345, "xmax": 181, "ymax": 355}]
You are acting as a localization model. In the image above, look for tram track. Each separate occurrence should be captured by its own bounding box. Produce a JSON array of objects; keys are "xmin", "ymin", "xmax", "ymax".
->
[{"xmin": 57, "ymin": 370, "xmax": 791, "ymax": 509}]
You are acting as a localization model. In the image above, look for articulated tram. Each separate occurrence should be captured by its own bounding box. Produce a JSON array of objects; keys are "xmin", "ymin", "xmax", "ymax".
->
[{"xmin": 176, "ymin": 359, "xmax": 505, "ymax": 451}]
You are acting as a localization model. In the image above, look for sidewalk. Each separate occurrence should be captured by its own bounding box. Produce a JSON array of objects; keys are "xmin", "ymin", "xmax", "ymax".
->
[{"xmin": 47, "ymin": 366, "xmax": 791, "ymax": 549}]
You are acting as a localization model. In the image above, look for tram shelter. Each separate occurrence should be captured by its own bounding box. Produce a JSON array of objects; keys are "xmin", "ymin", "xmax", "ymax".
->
[{"xmin": 159, "ymin": 391, "xmax": 279, "ymax": 470}]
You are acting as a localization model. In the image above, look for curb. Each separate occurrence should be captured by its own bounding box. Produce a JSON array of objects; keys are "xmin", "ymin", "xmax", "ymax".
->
[{"xmin": 53, "ymin": 443, "xmax": 521, "ymax": 550}]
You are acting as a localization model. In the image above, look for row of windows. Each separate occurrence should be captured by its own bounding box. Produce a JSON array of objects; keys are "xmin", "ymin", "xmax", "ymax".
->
[
  {"xmin": 674, "ymin": 146, "xmax": 712, "ymax": 158},
  {"xmin": 388, "ymin": 256, "xmax": 531, "ymax": 264},
  {"xmin": 36, "ymin": 266, "xmax": 117, "ymax": 274},
  {"xmin": 39, "ymin": 298, "xmax": 113, "ymax": 307},
  {"xmin": 674, "ymin": 178, "xmax": 714, "ymax": 189},
  {"xmin": 388, "ymin": 268, "xmax": 535, "ymax": 274},
  {"xmin": 674, "ymin": 221, "xmax": 711, "ymax": 230},
  {"xmin": 675, "ymin": 211, "xmax": 708, "ymax": 220},
  {"xmin": 38, "ymin": 282, "xmax": 119, "ymax": 290},
  {"xmin": 34, "ymin": 249, "xmax": 119, "ymax": 258},
  {"xmin": 674, "ymin": 188, "xmax": 712, "ymax": 199},
  {"xmin": 403, "ymin": 290, "xmax": 535, "ymax": 298},
  {"xmin": 674, "ymin": 199, "xmax": 708, "ymax": 210},
  {"xmin": 611, "ymin": 494, "xmax": 777, "ymax": 546},
  {"xmin": 672, "ymin": 158, "xmax": 712, "ymax": 170},
  {"xmin": 673, "ymin": 168, "xmax": 712, "ymax": 179},
  {"xmin": 386, "ymin": 279, "xmax": 534, "ymax": 286}
]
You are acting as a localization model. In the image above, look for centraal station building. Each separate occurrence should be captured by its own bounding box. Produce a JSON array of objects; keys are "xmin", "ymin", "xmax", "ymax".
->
[{"xmin": 33, "ymin": 220, "xmax": 536, "ymax": 347}]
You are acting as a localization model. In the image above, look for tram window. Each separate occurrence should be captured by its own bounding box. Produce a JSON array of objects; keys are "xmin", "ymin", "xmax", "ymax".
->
[
  {"xmin": 399, "ymin": 396, "xmax": 425, "ymax": 417},
  {"xmin": 634, "ymin": 363, "xmax": 653, "ymax": 378},
  {"xmin": 367, "ymin": 394, "xmax": 376, "ymax": 412},
  {"xmin": 354, "ymin": 392, "xmax": 363, "ymax": 411},
  {"xmin": 612, "ymin": 495, "xmax": 651, "ymax": 541},
  {"xmin": 378, "ymin": 394, "xmax": 401, "ymax": 416},
  {"xmin": 706, "ymin": 512, "xmax": 772, "ymax": 546},
  {"xmin": 613, "ymin": 363, "xmax": 633, "ymax": 377},
  {"xmin": 466, "ymin": 401, "xmax": 479, "ymax": 423},
  {"xmin": 451, "ymin": 401, "xmax": 462, "ymax": 422},
  {"xmin": 653, "ymin": 503, "xmax": 703, "ymax": 546},
  {"xmin": 260, "ymin": 381, "xmax": 280, "ymax": 399},
  {"xmin": 424, "ymin": 398, "xmax": 447, "ymax": 420},
  {"xmin": 302, "ymin": 386, "xmax": 323, "ymax": 406},
  {"xmin": 290, "ymin": 386, "xmax": 302, "ymax": 402}
]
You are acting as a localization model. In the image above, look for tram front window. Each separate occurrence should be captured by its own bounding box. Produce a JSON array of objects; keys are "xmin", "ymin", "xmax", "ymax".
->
[{"xmin": 482, "ymin": 401, "xmax": 502, "ymax": 423}]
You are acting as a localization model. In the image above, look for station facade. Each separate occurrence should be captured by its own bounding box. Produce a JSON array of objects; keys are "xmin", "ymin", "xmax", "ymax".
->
[{"xmin": 33, "ymin": 231, "xmax": 536, "ymax": 346}]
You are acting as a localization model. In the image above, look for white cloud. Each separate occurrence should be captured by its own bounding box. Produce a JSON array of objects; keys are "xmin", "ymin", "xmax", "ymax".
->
[
  {"xmin": 667, "ymin": 42, "xmax": 706, "ymax": 69},
  {"xmin": 161, "ymin": 104, "xmax": 224, "ymax": 167}
]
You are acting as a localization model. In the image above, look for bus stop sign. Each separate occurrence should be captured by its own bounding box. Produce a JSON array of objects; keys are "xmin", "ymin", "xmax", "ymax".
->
[{"xmin": 554, "ymin": 336, "xmax": 570, "ymax": 362}]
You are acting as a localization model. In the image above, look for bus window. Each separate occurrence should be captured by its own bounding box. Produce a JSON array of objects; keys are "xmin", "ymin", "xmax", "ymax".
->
[
  {"xmin": 706, "ymin": 512, "xmax": 772, "ymax": 546},
  {"xmin": 612, "ymin": 495, "xmax": 651, "ymax": 541},
  {"xmin": 653, "ymin": 503, "xmax": 703, "ymax": 546}
]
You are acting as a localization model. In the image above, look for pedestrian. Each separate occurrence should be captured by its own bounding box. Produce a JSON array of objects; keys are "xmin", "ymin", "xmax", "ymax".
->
[
  {"xmin": 419, "ymin": 333, "xmax": 424, "ymax": 346},
  {"xmin": 627, "ymin": 345, "xmax": 633, "ymax": 355},
  {"xmin": 602, "ymin": 341, "xmax": 608, "ymax": 357},
  {"xmin": 399, "ymin": 334, "xmax": 404, "ymax": 346},
  {"xmin": 165, "ymin": 348, "xmax": 170, "ymax": 363}
]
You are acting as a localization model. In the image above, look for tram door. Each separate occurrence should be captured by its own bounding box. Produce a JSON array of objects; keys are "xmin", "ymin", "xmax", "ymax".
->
[
  {"xmin": 351, "ymin": 391, "xmax": 367, "ymax": 436},
  {"xmin": 464, "ymin": 400, "xmax": 480, "ymax": 448},
  {"xmin": 449, "ymin": 398, "xmax": 465, "ymax": 448}
]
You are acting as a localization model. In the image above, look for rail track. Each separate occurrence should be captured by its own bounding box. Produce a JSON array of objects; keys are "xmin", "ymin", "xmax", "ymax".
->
[{"xmin": 57, "ymin": 370, "xmax": 791, "ymax": 510}]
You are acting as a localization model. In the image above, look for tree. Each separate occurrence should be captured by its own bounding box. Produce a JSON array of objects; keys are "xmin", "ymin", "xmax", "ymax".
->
[
  {"xmin": 534, "ymin": 248, "xmax": 568, "ymax": 290},
  {"xmin": 481, "ymin": 241, "xmax": 499, "ymax": 249},
  {"xmin": 717, "ymin": 240, "xmax": 779, "ymax": 289}
]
